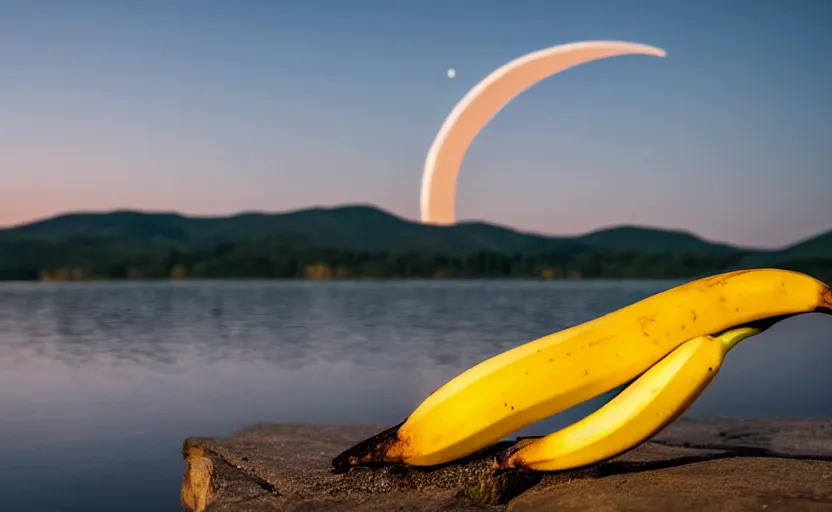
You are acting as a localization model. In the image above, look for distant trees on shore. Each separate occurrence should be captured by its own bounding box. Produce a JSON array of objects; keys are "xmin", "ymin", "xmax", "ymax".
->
[{"xmin": 21, "ymin": 244, "xmax": 757, "ymax": 282}]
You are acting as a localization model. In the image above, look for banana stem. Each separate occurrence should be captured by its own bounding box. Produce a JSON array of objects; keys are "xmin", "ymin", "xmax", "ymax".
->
[{"xmin": 720, "ymin": 327, "xmax": 763, "ymax": 352}]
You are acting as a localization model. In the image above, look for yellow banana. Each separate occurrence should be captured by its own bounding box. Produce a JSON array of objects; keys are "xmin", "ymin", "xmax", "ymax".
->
[
  {"xmin": 332, "ymin": 268, "xmax": 831, "ymax": 472},
  {"xmin": 493, "ymin": 326, "xmax": 760, "ymax": 472}
]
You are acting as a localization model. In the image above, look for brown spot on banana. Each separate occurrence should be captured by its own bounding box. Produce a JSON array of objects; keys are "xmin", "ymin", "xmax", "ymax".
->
[
  {"xmin": 638, "ymin": 315, "xmax": 656, "ymax": 337},
  {"xmin": 586, "ymin": 335, "xmax": 615, "ymax": 348},
  {"xmin": 703, "ymin": 270, "xmax": 755, "ymax": 288}
]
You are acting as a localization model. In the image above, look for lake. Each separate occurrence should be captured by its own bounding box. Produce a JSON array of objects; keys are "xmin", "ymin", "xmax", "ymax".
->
[{"xmin": 0, "ymin": 280, "xmax": 830, "ymax": 511}]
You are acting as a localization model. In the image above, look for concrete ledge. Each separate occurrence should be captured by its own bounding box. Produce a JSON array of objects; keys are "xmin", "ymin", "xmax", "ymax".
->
[{"xmin": 181, "ymin": 419, "xmax": 832, "ymax": 511}]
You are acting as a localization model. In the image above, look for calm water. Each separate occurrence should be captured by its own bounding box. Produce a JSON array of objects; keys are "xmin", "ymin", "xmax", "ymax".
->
[{"xmin": 1, "ymin": 280, "xmax": 830, "ymax": 511}]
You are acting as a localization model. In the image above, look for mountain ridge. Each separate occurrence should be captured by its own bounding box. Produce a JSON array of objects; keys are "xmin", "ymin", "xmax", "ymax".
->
[
  {"xmin": 0, "ymin": 204, "xmax": 828, "ymax": 282},
  {"xmin": 2, "ymin": 203, "xmax": 816, "ymax": 253}
]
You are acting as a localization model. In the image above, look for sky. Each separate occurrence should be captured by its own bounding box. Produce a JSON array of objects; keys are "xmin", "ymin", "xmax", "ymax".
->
[{"xmin": 1, "ymin": 0, "xmax": 830, "ymax": 249}]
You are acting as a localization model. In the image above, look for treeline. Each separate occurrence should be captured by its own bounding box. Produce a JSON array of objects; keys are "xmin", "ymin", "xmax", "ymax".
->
[
  {"xmin": 0, "ymin": 239, "xmax": 757, "ymax": 281},
  {"xmin": 2, "ymin": 238, "xmax": 829, "ymax": 282}
]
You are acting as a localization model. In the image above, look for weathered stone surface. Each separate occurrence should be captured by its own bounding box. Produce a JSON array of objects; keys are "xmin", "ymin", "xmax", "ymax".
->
[
  {"xmin": 181, "ymin": 419, "xmax": 832, "ymax": 511},
  {"xmin": 655, "ymin": 417, "xmax": 832, "ymax": 458}
]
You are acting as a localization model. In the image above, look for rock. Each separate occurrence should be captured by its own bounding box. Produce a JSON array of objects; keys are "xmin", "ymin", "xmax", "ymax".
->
[{"xmin": 181, "ymin": 419, "xmax": 832, "ymax": 511}]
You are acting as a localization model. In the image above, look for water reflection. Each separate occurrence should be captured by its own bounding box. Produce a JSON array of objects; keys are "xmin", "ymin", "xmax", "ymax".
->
[
  {"xmin": 0, "ymin": 280, "xmax": 676, "ymax": 370},
  {"xmin": 0, "ymin": 280, "xmax": 829, "ymax": 511}
]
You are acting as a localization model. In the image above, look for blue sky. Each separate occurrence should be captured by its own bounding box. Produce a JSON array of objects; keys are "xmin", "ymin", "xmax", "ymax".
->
[{"xmin": 1, "ymin": 0, "xmax": 829, "ymax": 248}]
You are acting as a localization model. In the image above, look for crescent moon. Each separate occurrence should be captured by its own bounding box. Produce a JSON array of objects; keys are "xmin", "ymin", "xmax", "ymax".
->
[{"xmin": 420, "ymin": 40, "xmax": 666, "ymax": 225}]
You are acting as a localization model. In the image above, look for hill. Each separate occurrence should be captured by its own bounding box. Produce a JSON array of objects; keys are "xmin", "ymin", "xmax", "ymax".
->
[
  {"xmin": 0, "ymin": 205, "xmax": 739, "ymax": 255},
  {"xmin": 737, "ymin": 230, "xmax": 832, "ymax": 266},
  {"xmin": 0, "ymin": 205, "xmax": 828, "ymax": 282},
  {"xmin": 731, "ymin": 229, "xmax": 832, "ymax": 281},
  {"xmin": 575, "ymin": 226, "xmax": 742, "ymax": 255}
]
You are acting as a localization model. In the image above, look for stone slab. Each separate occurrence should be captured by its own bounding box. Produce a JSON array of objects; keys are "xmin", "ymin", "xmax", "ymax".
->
[{"xmin": 180, "ymin": 419, "xmax": 832, "ymax": 512}]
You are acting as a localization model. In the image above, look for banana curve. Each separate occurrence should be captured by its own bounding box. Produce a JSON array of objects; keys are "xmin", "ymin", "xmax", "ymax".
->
[{"xmin": 493, "ymin": 326, "xmax": 762, "ymax": 472}]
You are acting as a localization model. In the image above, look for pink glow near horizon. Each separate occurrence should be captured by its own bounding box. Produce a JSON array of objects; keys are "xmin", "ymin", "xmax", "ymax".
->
[{"xmin": 2, "ymin": 3, "xmax": 830, "ymax": 250}]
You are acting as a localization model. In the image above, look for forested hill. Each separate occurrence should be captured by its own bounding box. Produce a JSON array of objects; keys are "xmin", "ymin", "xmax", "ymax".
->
[{"xmin": 0, "ymin": 205, "xmax": 828, "ymax": 282}]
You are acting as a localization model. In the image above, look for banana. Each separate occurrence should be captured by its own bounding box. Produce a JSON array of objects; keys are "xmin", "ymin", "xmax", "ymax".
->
[
  {"xmin": 332, "ymin": 269, "xmax": 831, "ymax": 472},
  {"xmin": 493, "ymin": 326, "xmax": 761, "ymax": 472}
]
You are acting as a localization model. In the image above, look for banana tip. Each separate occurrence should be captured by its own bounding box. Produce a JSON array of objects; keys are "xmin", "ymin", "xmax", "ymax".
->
[
  {"xmin": 331, "ymin": 422, "xmax": 405, "ymax": 473},
  {"xmin": 819, "ymin": 287, "xmax": 832, "ymax": 314},
  {"xmin": 492, "ymin": 446, "xmax": 525, "ymax": 472}
]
